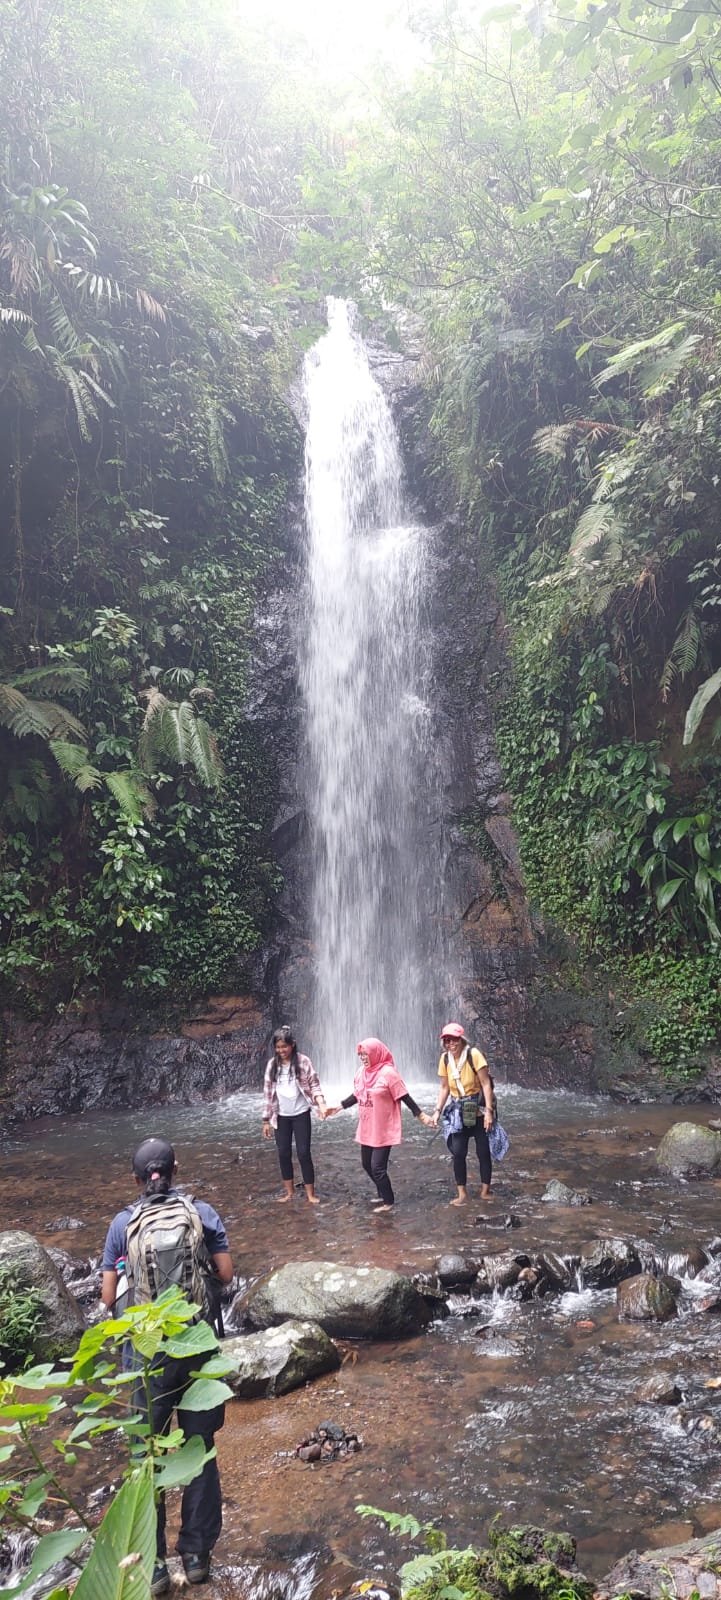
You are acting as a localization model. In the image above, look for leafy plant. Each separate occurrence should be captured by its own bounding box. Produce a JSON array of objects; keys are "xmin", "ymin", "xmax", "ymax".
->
[{"xmin": 0, "ymin": 1287, "xmax": 235, "ymax": 1599}]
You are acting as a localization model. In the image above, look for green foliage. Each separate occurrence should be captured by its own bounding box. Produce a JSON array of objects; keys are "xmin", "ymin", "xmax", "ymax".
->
[
  {"xmin": 0, "ymin": 1269, "xmax": 43, "ymax": 1373},
  {"xmin": 356, "ymin": 1509, "xmax": 591, "ymax": 1600},
  {"xmin": 0, "ymin": 1287, "xmax": 234, "ymax": 1598},
  {"xmin": 0, "ymin": 0, "xmax": 311, "ymax": 1010}
]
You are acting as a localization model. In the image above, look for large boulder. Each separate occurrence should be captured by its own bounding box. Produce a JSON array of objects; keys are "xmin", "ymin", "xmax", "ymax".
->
[
  {"xmin": 0, "ymin": 1230, "xmax": 86, "ymax": 1362},
  {"xmin": 656, "ymin": 1123, "xmax": 721, "ymax": 1180},
  {"xmin": 223, "ymin": 1320, "xmax": 340, "ymax": 1398},
  {"xmin": 617, "ymin": 1273, "xmax": 679, "ymax": 1322},
  {"xmin": 241, "ymin": 1260, "xmax": 432, "ymax": 1340}
]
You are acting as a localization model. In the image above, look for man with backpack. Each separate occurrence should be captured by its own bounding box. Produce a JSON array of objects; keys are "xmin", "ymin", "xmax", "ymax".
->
[{"xmin": 101, "ymin": 1137, "xmax": 234, "ymax": 1595}]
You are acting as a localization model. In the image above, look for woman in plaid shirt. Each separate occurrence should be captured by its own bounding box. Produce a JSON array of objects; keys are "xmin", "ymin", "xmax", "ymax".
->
[{"xmin": 262, "ymin": 1025, "xmax": 328, "ymax": 1204}]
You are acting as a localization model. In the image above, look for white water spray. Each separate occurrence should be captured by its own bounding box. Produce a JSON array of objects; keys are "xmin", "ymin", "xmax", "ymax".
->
[{"xmin": 301, "ymin": 299, "xmax": 437, "ymax": 1083}]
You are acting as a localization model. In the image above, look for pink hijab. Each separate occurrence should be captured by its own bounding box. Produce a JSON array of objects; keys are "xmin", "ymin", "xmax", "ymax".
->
[{"xmin": 354, "ymin": 1037, "xmax": 395, "ymax": 1104}]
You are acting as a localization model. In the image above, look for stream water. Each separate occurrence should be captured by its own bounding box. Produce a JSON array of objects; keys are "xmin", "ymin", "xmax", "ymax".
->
[{"xmin": 2, "ymin": 1089, "xmax": 721, "ymax": 1597}]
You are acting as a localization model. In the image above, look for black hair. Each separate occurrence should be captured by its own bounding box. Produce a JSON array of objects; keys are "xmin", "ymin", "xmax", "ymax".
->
[
  {"xmin": 269, "ymin": 1024, "xmax": 299, "ymax": 1083},
  {"xmin": 131, "ymin": 1137, "xmax": 175, "ymax": 1198}
]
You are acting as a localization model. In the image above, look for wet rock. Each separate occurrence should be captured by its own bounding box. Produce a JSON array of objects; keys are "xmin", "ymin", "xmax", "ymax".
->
[
  {"xmin": 581, "ymin": 1238, "xmax": 641, "ymax": 1287},
  {"xmin": 223, "ymin": 1320, "xmax": 340, "ymax": 1398},
  {"xmin": 541, "ymin": 1179, "xmax": 592, "ymax": 1206},
  {"xmin": 600, "ymin": 1527, "xmax": 721, "ymax": 1599},
  {"xmin": 708, "ymin": 1237, "xmax": 721, "ymax": 1257},
  {"xmin": 697, "ymin": 1256, "xmax": 721, "ymax": 1286},
  {"xmin": 483, "ymin": 1213, "xmax": 521, "ymax": 1229},
  {"xmin": 708, "ymin": 1118, "xmax": 721, "ymax": 1132},
  {"xmin": 617, "ymin": 1273, "xmax": 679, "ymax": 1322},
  {"xmin": 240, "ymin": 1260, "xmax": 433, "ymax": 1340},
  {"xmin": 636, "ymin": 1374, "xmax": 682, "ymax": 1405},
  {"xmin": 664, "ymin": 1246, "xmax": 709, "ymax": 1278},
  {"xmin": 537, "ymin": 1251, "xmax": 574, "ymax": 1289},
  {"xmin": 45, "ymin": 1216, "xmax": 84, "ymax": 1232},
  {"xmin": 436, "ymin": 1254, "xmax": 480, "ymax": 1287},
  {"xmin": 477, "ymin": 1251, "xmax": 531, "ymax": 1292},
  {"xmin": 656, "ymin": 1122, "xmax": 721, "ymax": 1179},
  {"xmin": 294, "ymin": 1420, "xmax": 362, "ymax": 1463},
  {"xmin": 0, "ymin": 1230, "xmax": 86, "ymax": 1360},
  {"xmin": 0, "ymin": 995, "xmax": 268, "ymax": 1125},
  {"xmin": 410, "ymin": 1273, "xmax": 449, "ymax": 1318}
]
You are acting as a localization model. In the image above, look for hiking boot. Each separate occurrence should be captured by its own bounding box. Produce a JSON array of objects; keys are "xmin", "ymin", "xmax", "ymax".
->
[
  {"xmin": 150, "ymin": 1562, "xmax": 170, "ymax": 1597},
  {"xmin": 182, "ymin": 1552, "xmax": 211, "ymax": 1585}
]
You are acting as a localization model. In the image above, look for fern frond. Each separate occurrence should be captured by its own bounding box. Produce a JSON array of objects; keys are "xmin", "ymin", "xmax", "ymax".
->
[
  {"xmin": 532, "ymin": 423, "xmax": 577, "ymax": 460},
  {"xmin": 596, "ymin": 321, "xmax": 686, "ymax": 385},
  {"xmin": 12, "ymin": 663, "xmax": 88, "ymax": 697},
  {"xmin": 105, "ymin": 768, "xmax": 156, "ymax": 822},
  {"xmin": 0, "ymin": 684, "xmax": 86, "ymax": 741},
  {"xmin": 568, "ymin": 500, "xmax": 622, "ymax": 563},
  {"xmin": 639, "ymin": 334, "xmax": 701, "ymax": 397},
  {"xmin": 49, "ymin": 739, "xmax": 102, "ymax": 791},
  {"xmin": 660, "ymin": 607, "xmax": 704, "ymax": 701},
  {"xmin": 135, "ymin": 288, "xmax": 167, "ymax": 322}
]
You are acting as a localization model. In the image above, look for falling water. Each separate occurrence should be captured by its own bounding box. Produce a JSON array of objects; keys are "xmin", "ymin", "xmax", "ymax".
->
[{"xmin": 301, "ymin": 299, "xmax": 437, "ymax": 1082}]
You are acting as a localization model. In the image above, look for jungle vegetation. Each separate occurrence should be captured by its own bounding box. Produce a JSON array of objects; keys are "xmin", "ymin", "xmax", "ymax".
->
[{"xmin": 2, "ymin": 0, "xmax": 721, "ymax": 1074}]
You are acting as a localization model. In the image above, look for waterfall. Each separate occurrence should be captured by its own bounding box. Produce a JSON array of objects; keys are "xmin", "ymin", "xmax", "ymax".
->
[{"xmin": 300, "ymin": 298, "xmax": 437, "ymax": 1085}]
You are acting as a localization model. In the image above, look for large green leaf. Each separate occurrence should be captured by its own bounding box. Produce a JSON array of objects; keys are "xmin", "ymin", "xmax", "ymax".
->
[
  {"xmin": 684, "ymin": 669, "xmax": 721, "ymax": 746},
  {"xmin": 154, "ymin": 1434, "xmax": 215, "ymax": 1489},
  {"xmin": 179, "ymin": 1376, "xmax": 233, "ymax": 1411},
  {"xmin": 71, "ymin": 1460, "xmax": 155, "ymax": 1600},
  {"xmin": 656, "ymin": 878, "xmax": 685, "ymax": 911}
]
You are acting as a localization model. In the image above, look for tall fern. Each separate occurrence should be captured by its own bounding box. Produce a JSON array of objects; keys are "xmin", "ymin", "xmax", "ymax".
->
[
  {"xmin": 660, "ymin": 607, "xmax": 705, "ymax": 702},
  {"xmin": 139, "ymin": 689, "xmax": 223, "ymax": 789}
]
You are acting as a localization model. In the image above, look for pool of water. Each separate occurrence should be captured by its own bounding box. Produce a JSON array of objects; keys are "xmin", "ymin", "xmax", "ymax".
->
[{"xmin": 3, "ymin": 1085, "xmax": 721, "ymax": 1597}]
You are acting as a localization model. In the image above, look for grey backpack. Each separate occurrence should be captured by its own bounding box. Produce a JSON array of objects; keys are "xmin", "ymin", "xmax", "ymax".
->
[{"xmin": 125, "ymin": 1193, "xmax": 211, "ymax": 1319}]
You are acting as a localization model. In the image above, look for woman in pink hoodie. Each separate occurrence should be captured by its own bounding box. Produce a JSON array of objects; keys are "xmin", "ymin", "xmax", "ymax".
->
[{"xmin": 325, "ymin": 1037, "xmax": 433, "ymax": 1211}]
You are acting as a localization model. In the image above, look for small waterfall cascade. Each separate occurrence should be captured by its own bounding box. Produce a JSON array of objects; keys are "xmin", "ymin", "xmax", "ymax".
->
[{"xmin": 300, "ymin": 298, "xmax": 438, "ymax": 1084}]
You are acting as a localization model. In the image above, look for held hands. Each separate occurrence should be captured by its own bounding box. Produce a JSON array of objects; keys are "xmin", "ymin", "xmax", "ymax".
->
[
  {"xmin": 418, "ymin": 1112, "xmax": 435, "ymax": 1128},
  {"xmin": 320, "ymin": 1105, "xmax": 342, "ymax": 1120}
]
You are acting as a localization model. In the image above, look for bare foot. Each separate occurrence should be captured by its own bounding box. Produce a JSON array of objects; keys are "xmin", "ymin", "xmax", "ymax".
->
[
  {"xmin": 450, "ymin": 1196, "xmax": 468, "ymax": 1207},
  {"xmin": 374, "ymin": 1203, "xmax": 394, "ymax": 1213},
  {"xmin": 479, "ymin": 1187, "xmax": 492, "ymax": 1201},
  {"xmin": 306, "ymin": 1195, "xmax": 321, "ymax": 1205},
  {"xmin": 275, "ymin": 1192, "xmax": 293, "ymax": 1203}
]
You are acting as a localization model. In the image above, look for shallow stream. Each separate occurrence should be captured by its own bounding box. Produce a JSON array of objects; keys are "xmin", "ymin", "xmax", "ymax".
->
[{"xmin": 2, "ymin": 1086, "xmax": 721, "ymax": 1597}]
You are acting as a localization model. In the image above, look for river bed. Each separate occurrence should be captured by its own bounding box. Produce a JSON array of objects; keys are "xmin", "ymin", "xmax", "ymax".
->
[{"xmin": 2, "ymin": 1085, "xmax": 721, "ymax": 1597}]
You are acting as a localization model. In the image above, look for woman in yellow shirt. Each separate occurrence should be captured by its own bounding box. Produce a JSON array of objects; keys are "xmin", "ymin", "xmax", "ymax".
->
[{"xmin": 431, "ymin": 1021, "xmax": 495, "ymax": 1206}]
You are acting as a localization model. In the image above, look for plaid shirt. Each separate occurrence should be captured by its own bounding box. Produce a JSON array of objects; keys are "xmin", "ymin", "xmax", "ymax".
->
[{"xmin": 262, "ymin": 1053, "xmax": 324, "ymax": 1127}]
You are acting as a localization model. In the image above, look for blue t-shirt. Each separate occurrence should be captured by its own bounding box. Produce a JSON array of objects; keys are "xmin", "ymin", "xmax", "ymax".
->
[{"xmin": 101, "ymin": 1189, "xmax": 229, "ymax": 1271}]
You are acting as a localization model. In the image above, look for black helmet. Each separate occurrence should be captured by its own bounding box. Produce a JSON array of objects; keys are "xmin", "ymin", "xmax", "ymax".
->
[{"xmin": 131, "ymin": 1137, "xmax": 175, "ymax": 1181}]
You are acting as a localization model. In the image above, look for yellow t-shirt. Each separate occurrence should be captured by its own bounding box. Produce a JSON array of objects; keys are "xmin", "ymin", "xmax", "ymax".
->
[{"xmin": 438, "ymin": 1045, "xmax": 489, "ymax": 1099}]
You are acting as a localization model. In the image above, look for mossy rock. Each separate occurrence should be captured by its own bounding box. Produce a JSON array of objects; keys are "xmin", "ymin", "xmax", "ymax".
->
[{"xmin": 656, "ymin": 1121, "xmax": 721, "ymax": 1179}]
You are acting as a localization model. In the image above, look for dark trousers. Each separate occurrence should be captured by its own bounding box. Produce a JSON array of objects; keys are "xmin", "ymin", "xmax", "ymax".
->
[
  {"xmin": 360, "ymin": 1143, "xmax": 394, "ymax": 1204},
  {"xmin": 275, "ymin": 1110, "xmax": 314, "ymax": 1185},
  {"xmin": 133, "ymin": 1353, "xmax": 224, "ymax": 1558},
  {"xmin": 449, "ymin": 1123, "xmax": 492, "ymax": 1189}
]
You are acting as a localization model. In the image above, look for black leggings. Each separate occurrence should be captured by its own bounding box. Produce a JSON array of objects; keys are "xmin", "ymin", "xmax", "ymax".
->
[
  {"xmin": 360, "ymin": 1144, "xmax": 394, "ymax": 1205},
  {"xmin": 449, "ymin": 1123, "xmax": 492, "ymax": 1189},
  {"xmin": 275, "ymin": 1110, "xmax": 314, "ymax": 1186}
]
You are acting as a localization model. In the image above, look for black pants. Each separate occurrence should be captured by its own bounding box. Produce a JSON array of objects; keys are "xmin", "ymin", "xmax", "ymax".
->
[
  {"xmin": 275, "ymin": 1110, "xmax": 314, "ymax": 1186},
  {"xmin": 449, "ymin": 1123, "xmax": 492, "ymax": 1189},
  {"xmin": 133, "ymin": 1353, "xmax": 225, "ymax": 1558},
  {"xmin": 360, "ymin": 1144, "xmax": 393, "ymax": 1205}
]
